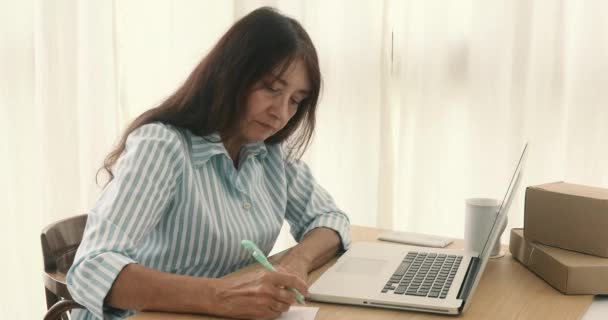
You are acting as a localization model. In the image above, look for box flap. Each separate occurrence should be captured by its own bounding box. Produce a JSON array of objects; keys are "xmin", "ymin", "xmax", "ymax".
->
[
  {"xmin": 530, "ymin": 181, "xmax": 608, "ymax": 200},
  {"xmin": 546, "ymin": 247, "xmax": 608, "ymax": 267},
  {"xmin": 511, "ymin": 229, "xmax": 568, "ymax": 292},
  {"xmin": 528, "ymin": 245, "xmax": 569, "ymax": 292},
  {"xmin": 510, "ymin": 228, "xmax": 608, "ymax": 294},
  {"xmin": 515, "ymin": 229, "xmax": 608, "ymax": 267}
]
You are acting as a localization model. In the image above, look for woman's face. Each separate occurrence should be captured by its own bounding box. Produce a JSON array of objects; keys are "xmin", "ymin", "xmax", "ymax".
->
[{"xmin": 238, "ymin": 59, "xmax": 310, "ymax": 144}]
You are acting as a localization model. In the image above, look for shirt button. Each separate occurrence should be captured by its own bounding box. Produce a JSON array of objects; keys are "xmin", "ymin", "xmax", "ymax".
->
[{"xmin": 243, "ymin": 202, "xmax": 252, "ymax": 210}]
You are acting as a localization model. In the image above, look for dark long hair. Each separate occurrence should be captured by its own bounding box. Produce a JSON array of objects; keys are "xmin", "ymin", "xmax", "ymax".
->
[{"xmin": 98, "ymin": 7, "xmax": 321, "ymax": 185}]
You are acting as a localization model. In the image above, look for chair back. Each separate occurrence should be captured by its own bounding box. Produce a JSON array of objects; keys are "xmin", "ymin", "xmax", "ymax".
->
[{"xmin": 40, "ymin": 214, "xmax": 88, "ymax": 310}]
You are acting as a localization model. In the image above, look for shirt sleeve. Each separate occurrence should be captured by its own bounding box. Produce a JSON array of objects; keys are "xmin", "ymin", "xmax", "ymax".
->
[
  {"xmin": 66, "ymin": 123, "xmax": 184, "ymax": 319},
  {"xmin": 284, "ymin": 159, "xmax": 351, "ymax": 251}
]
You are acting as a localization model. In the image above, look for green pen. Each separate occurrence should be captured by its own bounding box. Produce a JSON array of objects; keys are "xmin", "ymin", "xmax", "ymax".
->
[{"xmin": 241, "ymin": 240, "xmax": 306, "ymax": 305}]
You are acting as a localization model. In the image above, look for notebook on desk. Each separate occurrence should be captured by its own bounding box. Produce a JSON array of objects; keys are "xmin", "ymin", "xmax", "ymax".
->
[{"xmin": 309, "ymin": 142, "xmax": 528, "ymax": 315}]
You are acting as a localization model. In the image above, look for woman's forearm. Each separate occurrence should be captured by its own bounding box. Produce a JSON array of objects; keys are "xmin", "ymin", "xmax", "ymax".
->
[
  {"xmin": 105, "ymin": 263, "xmax": 219, "ymax": 314},
  {"xmin": 280, "ymin": 227, "xmax": 343, "ymax": 272},
  {"xmin": 104, "ymin": 228, "xmax": 343, "ymax": 314},
  {"xmin": 106, "ymin": 261, "xmax": 308, "ymax": 319}
]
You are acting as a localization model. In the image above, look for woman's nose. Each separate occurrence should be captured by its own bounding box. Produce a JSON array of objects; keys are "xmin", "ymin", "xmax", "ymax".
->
[{"xmin": 270, "ymin": 95, "xmax": 290, "ymax": 121}]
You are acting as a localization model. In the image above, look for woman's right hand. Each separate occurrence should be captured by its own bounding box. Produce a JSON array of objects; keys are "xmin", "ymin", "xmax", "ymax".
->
[{"xmin": 212, "ymin": 269, "xmax": 309, "ymax": 320}]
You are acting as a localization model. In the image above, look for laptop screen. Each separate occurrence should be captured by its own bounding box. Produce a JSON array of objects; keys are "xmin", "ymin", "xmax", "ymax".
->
[{"xmin": 478, "ymin": 142, "xmax": 528, "ymax": 258}]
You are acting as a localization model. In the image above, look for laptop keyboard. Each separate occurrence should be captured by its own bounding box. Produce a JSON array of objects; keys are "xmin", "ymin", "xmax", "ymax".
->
[{"xmin": 382, "ymin": 252, "xmax": 462, "ymax": 299}]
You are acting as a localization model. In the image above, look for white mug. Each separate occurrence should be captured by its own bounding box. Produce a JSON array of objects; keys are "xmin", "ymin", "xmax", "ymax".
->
[{"xmin": 464, "ymin": 198, "xmax": 506, "ymax": 257}]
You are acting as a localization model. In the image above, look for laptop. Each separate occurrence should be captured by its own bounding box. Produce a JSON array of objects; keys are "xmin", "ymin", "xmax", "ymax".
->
[{"xmin": 309, "ymin": 142, "xmax": 528, "ymax": 315}]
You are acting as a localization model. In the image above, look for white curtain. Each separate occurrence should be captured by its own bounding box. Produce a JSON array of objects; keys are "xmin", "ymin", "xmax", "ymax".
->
[
  {"xmin": 382, "ymin": 0, "xmax": 608, "ymax": 240},
  {"xmin": 1, "ymin": 1, "xmax": 234, "ymax": 317},
  {"xmin": 2, "ymin": 0, "xmax": 607, "ymax": 318}
]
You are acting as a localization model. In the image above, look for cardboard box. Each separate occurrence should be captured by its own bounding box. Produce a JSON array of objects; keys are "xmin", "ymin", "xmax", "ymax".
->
[
  {"xmin": 509, "ymin": 228, "xmax": 608, "ymax": 294},
  {"xmin": 524, "ymin": 181, "xmax": 608, "ymax": 257}
]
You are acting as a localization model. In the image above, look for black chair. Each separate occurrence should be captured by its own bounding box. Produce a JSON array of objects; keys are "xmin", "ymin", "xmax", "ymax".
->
[{"xmin": 41, "ymin": 214, "xmax": 88, "ymax": 320}]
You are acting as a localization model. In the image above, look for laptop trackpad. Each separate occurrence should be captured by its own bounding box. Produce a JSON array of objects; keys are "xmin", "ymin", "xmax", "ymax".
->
[{"xmin": 336, "ymin": 257, "xmax": 387, "ymax": 275}]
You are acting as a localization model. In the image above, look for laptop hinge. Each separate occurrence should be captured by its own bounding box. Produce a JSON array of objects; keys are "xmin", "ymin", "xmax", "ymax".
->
[{"xmin": 457, "ymin": 256, "xmax": 481, "ymax": 309}]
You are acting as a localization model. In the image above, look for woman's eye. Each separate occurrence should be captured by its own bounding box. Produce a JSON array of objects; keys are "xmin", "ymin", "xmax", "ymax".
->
[
  {"xmin": 264, "ymin": 83, "xmax": 280, "ymax": 93},
  {"xmin": 290, "ymin": 98, "xmax": 302, "ymax": 108}
]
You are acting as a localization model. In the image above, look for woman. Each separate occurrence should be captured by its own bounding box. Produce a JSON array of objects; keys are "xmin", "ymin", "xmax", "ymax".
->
[{"xmin": 67, "ymin": 6, "xmax": 351, "ymax": 320}]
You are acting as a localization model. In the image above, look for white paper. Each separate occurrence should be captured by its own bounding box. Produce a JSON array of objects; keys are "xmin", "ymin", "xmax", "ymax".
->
[
  {"xmin": 276, "ymin": 306, "xmax": 319, "ymax": 320},
  {"xmin": 582, "ymin": 295, "xmax": 608, "ymax": 320}
]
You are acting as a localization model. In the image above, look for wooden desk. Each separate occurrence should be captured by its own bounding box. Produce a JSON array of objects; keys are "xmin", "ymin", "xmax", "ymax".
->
[{"xmin": 129, "ymin": 225, "xmax": 593, "ymax": 320}]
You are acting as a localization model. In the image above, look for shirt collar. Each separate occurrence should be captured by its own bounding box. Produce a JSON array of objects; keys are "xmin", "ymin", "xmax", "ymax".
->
[
  {"xmin": 240, "ymin": 141, "xmax": 268, "ymax": 162},
  {"xmin": 189, "ymin": 131, "xmax": 268, "ymax": 168}
]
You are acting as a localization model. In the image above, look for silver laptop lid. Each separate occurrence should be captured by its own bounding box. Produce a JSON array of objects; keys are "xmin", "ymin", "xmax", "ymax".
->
[
  {"xmin": 479, "ymin": 142, "xmax": 528, "ymax": 258},
  {"xmin": 460, "ymin": 142, "xmax": 528, "ymax": 312}
]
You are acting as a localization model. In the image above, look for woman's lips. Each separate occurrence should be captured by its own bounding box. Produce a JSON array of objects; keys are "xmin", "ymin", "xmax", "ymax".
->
[{"xmin": 257, "ymin": 121, "xmax": 276, "ymax": 131}]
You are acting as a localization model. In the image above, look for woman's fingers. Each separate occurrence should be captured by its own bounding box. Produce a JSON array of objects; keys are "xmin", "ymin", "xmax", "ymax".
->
[
  {"xmin": 275, "ymin": 286, "xmax": 297, "ymax": 305},
  {"xmin": 262, "ymin": 270, "xmax": 309, "ymax": 297},
  {"xmin": 270, "ymin": 300, "xmax": 291, "ymax": 313},
  {"xmin": 280, "ymin": 287, "xmax": 298, "ymax": 302},
  {"xmin": 256, "ymin": 280, "xmax": 296, "ymax": 305},
  {"xmin": 256, "ymin": 297, "xmax": 288, "ymax": 319},
  {"xmin": 216, "ymin": 273, "xmax": 298, "ymax": 320}
]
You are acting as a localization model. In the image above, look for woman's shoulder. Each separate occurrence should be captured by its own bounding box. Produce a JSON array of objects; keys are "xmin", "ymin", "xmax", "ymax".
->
[
  {"xmin": 130, "ymin": 122, "xmax": 185, "ymax": 141},
  {"xmin": 126, "ymin": 122, "xmax": 190, "ymax": 159}
]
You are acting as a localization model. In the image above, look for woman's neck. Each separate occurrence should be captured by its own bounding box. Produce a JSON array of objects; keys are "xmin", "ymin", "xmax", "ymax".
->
[{"xmin": 221, "ymin": 135, "xmax": 245, "ymax": 167}]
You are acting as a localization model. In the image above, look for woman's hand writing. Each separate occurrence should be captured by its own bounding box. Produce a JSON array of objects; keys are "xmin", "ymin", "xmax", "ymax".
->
[{"xmin": 213, "ymin": 269, "xmax": 308, "ymax": 320}]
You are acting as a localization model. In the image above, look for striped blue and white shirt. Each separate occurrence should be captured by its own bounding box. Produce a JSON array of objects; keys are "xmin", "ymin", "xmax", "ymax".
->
[{"xmin": 67, "ymin": 122, "xmax": 351, "ymax": 319}]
